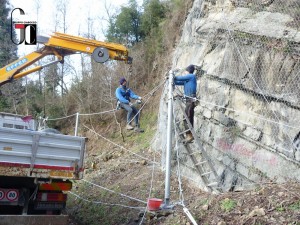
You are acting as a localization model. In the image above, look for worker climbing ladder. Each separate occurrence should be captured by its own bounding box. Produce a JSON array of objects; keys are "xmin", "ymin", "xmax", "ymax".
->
[{"xmin": 173, "ymin": 97, "xmax": 221, "ymax": 193}]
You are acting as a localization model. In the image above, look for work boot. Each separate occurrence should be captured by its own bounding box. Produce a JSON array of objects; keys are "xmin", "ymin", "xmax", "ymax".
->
[
  {"xmin": 126, "ymin": 124, "xmax": 134, "ymax": 130},
  {"xmin": 185, "ymin": 133, "xmax": 194, "ymax": 143},
  {"xmin": 134, "ymin": 125, "xmax": 144, "ymax": 133}
]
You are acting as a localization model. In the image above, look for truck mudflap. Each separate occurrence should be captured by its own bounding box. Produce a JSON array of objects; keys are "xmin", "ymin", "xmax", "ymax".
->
[{"xmin": 0, "ymin": 215, "xmax": 68, "ymax": 225}]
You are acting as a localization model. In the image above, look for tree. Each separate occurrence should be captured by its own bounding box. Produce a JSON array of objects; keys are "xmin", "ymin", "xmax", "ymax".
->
[
  {"xmin": 141, "ymin": 0, "xmax": 166, "ymax": 36},
  {"xmin": 0, "ymin": 0, "xmax": 20, "ymax": 114},
  {"xmin": 55, "ymin": 0, "xmax": 70, "ymax": 96},
  {"xmin": 106, "ymin": 0, "xmax": 143, "ymax": 44},
  {"xmin": 0, "ymin": 0, "xmax": 17, "ymax": 67}
]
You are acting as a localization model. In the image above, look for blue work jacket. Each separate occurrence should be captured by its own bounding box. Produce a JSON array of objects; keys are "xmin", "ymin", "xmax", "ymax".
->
[
  {"xmin": 115, "ymin": 85, "xmax": 140, "ymax": 104},
  {"xmin": 174, "ymin": 73, "xmax": 197, "ymax": 96}
]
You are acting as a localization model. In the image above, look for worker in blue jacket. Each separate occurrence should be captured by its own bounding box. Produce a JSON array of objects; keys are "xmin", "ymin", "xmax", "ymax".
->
[
  {"xmin": 116, "ymin": 77, "xmax": 144, "ymax": 133},
  {"xmin": 174, "ymin": 64, "xmax": 197, "ymax": 142}
]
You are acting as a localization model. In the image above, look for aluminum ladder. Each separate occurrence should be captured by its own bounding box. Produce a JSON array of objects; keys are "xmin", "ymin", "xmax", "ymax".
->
[{"xmin": 174, "ymin": 97, "xmax": 221, "ymax": 192}]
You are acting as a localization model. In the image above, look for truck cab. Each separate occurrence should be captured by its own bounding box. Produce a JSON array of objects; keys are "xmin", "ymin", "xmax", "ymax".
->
[{"xmin": 0, "ymin": 112, "xmax": 86, "ymax": 225}]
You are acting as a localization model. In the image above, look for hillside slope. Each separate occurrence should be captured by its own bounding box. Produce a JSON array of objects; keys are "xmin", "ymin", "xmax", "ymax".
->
[
  {"xmin": 66, "ymin": 0, "xmax": 300, "ymax": 224},
  {"xmin": 66, "ymin": 124, "xmax": 300, "ymax": 225}
]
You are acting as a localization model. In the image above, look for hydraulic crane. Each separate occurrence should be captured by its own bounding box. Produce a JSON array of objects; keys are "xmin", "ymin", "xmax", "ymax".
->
[{"xmin": 0, "ymin": 32, "xmax": 132, "ymax": 86}]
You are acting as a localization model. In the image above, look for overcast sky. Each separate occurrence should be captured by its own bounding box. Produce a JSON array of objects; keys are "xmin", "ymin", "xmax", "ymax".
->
[
  {"xmin": 8, "ymin": 0, "xmax": 142, "ymax": 84},
  {"xmin": 9, "ymin": 0, "xmax": 142, "ymax": 56}
]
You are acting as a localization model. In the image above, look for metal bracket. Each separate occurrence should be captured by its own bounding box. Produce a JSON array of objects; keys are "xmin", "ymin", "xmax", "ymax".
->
[{"xmin": 29, "ymin": 134, "xmax": 40, "ymax": 176}]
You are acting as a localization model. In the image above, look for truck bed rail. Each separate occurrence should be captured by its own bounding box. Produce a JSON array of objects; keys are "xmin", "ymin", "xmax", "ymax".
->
[{"xmin": 0, "ymin": 127, "xmax": 86, "ymax": 179}]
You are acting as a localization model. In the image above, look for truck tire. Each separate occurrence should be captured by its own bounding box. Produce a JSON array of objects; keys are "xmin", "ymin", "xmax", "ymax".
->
[{"xmin": 92, "ymin": 47, "xmax": 109, "ymax": 63}]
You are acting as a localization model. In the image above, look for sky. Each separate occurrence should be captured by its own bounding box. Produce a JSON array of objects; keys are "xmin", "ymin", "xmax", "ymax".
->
[
  {"xmin": 8, "ymin": 0, "xmax": 142, "ymax": 84},
  {"xmin": 9, "ymin": 0, "xmax": 142, "ymax": 56}
]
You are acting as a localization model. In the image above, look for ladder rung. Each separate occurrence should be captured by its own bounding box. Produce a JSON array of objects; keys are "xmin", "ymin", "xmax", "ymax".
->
[
  {"xmin": 189, "ymin": 151, "xmax": 200, "ymax": 156},
  {"xmin": 175, "ymin": 119, "xmax": 185, "ymax": 124},
  {"xmin": 195, "ymin": 161, "xmax": 207, "ymax": 166},
  {"xmin": 179, "ymin": 129, "xmax": 190, "ymax": 135},
  {"xmin": 207, "ymin": 182, "xmax": 218, "ymax": 187},
  {"xmin": 201, "ymin": 171, "xmax": 212, "ymax": 176}
]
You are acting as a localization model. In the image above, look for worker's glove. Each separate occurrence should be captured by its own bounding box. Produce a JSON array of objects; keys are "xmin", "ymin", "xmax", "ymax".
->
[
  {"xmin": 129, "ymin": 102, "xmax": 133, "ymax": 107},
  {"xmin": 136, "ymin": 100, "xmax": 142, "ymax": 104},
  {"xmin": 138, "ymin": 97, "xmax": 142, "ymax": 100},
  {"xmin": 194, "ymin": 65, "xmax": 201, "ymax": 70}
]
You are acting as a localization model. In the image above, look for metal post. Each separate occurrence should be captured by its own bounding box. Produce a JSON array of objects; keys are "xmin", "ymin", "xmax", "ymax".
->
[
  {"xmin": 164, "ymin": 70, "xmax": 174, "ymax": 206},
  {"xmin": 74, "ymin": 112, "xmax": 79, "ymax": 136}
]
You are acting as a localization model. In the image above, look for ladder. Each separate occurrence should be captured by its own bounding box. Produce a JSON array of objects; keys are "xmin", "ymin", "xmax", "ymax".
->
[{"xmin": 174, "ymin": 97, "xmax": 221, "ymax": 192}]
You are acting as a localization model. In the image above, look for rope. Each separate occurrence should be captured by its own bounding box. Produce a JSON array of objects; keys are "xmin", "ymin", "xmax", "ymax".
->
[
  {"xmin": 83, "ymin": 124, "xmax": 158, "ymax": 163},
  {"xmin": 46, "ymin": 113, "xmax": 77, "ymax": 121},
  {"xmin": 172, "ymin": 103, "xmax": 200, "ymax": 225},
  {"xmin": 138, "ymin": 136, "xmax": 158, "ymax": 225},
  {"xmin": 82, "ymin": 179, "xmax": 147, "ymax": 204},
  {"xmin": 175, "ymin": 90, "xmax": 295, "ymax": 154},
  {"xmin": 42, "ymin": 80, "xmax": 166, "ymax": 128},
  {"xmin": 175, "ymin": 87, "xmax": 300, "ymax": 131},
  {"xmin": 79, "ymin": 109, "xmax": 118, "ymax": 116},
  {"xmin": 142, "ymin": 80, "xmax": 166, "ymax": 99},
  {"xmin": 127, "ymin": 80, "xmax": 166, "ymax": 125},
  {"xmin": 68, "ymin": 191, "xmax": 145, "ymax": 210},
  {"xmin": 172, "ymin": 101, "xmax": 186, "ymax": 206}
]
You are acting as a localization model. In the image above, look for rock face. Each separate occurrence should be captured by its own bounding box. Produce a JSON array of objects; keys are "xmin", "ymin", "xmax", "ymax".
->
[{"xmin": 153, "ymin": 0, "xmax": 300, "ymax": 191}]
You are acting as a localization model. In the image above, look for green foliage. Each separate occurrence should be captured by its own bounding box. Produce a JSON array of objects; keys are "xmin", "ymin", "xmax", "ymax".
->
[
  {"xmin": 220, "ymin": 198, "xmax": 236, "ymax": 212},
  {"xmin": 170, "ymin": 0, "xmax": 186, "ymax": 10},
  {"xmin": 125, "ymin": 112, "xmax": 157, "ymax": 151},
  {"xmin": 0, "ymin": 93, "xmax": 9, "ymax": 111},
  {"xmin": 276, "ymin": 206, "xmax": 285, "ymax": 212},
  {"xmin": 46, "ymin": 103, "xmax": 65, "ymax": 128},
  {"xmin": 288, "ymin": 201, "xmax": 300, "ymax": 210},
  {"xmin": 0, "ymin": 0, "xmax": 19, "ymax": 113},
  {"xmin": 141, "ymin": 0, "xmax": 166, "ymax": 36},
  {"xmin": 106, "ymin": 0, "xmax": 143, "ymax": 44},
  {"xmin": 0, "ymin": 0, "xmax": 18, "ymax": 67},
  {"xmin": 22, "ymin": 80, "xmax": 44, "ymax": 116},
  {"xmin": 106, "ymin": 0, "xmax": 167, "ymax": 45}
]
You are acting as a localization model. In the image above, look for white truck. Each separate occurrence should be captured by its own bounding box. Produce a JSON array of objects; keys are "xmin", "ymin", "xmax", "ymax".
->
[
  {"xmin": 0, "ymin": 32, "xmax": 132, "ymax": 224},
  {"xmin": 0, "ymin": 112, "xmax": 86, "ymax": 225}
]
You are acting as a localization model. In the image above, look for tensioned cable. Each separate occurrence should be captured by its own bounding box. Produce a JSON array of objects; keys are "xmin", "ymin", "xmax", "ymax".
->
[
  {"xmin": 46, "ymin": 113, "xmax": 77, "ymax": 121},
  {"xmin": 172, "ymin": 100, "xmax": 186, "ymax": 206},
  {"xmin": 175, "ymin": 85, "xmax": 300, "ymax": 131},
  {"xmin": 171, "ymin": 94, "xmax": 199, "ymax": 224},
  {"xmin": 127, "ymin": 80, "xmax": 167, "ymax": 125},
  {"xmin": 176, "ymin": 89, "xmax": 294, "ymax": 153},
  {"xmin": 68, "ymin": 191, "xmax": 145, "ymax": 210},
  {"xmin": 83, "ymin": 124, "xmax": 156, "ymax": 162},
  {"xmin": 79, "ymin": 109, "xmax": 118, "ymax": 116},
  {"xmin": 43, "ymin": 80, "xmax": 166, "ymax": 122},
  {"xmin": 138, "ymin": 135, "xmax": 158, "ymax": 225},
  {"xmin": 142, "ymin": 80, "xmax": 166, "ymax": 99},
  {"xmin": 82, "ymin": 179, "xmax": 147, "ymax": 204}
]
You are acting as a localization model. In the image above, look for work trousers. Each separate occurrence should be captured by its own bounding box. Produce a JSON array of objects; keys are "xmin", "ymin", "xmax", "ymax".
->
[
  {"xmin": 184, "ymin": 97, "xmax": 196, "ymax": 133},
  {"xmin": 120, "ymin": 102, "xmax": 139, "ymax": 126}
]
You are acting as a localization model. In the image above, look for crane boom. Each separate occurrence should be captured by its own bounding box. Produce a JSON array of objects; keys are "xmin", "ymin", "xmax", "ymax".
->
[{"xmin": 0, "ymin": 32, "xmax": 132, "ymax": 86}]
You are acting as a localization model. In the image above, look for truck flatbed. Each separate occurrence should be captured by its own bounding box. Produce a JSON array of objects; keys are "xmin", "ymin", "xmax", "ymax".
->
[{"xmin": 0, "ymin": 127, "xmax": 86, "ymax": 180}]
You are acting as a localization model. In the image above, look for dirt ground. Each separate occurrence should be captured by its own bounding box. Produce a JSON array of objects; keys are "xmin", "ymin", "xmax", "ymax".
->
[{"xmin": 66, "ymin": 126, "xmax": 300, "ymax": 225}]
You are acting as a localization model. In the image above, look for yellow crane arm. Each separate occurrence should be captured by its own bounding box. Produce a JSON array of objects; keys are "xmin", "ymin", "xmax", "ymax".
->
[
  {"xmin": 0, "ymin": 32, "xmax": 132, "ymax": 86},
  {"xmin": 45, "ymin": 32, "xmax": 131, "ymax": 63}
]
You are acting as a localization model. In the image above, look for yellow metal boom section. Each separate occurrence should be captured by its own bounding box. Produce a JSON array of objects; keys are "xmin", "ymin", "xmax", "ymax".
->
[{"xmin": 0, "ymin": 32, "xmax": 132, "ymax": 86}]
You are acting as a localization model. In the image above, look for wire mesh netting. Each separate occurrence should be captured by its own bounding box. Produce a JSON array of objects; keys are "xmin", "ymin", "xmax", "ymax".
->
[{"xmin": 169, "ymin": 0, "xmax": 300, "ymax": 188}]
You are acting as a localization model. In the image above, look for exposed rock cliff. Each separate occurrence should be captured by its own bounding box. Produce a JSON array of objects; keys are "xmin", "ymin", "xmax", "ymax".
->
[{"xmin": 153, "ymin": 0, "xmax": 300, "ymax": 191}]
